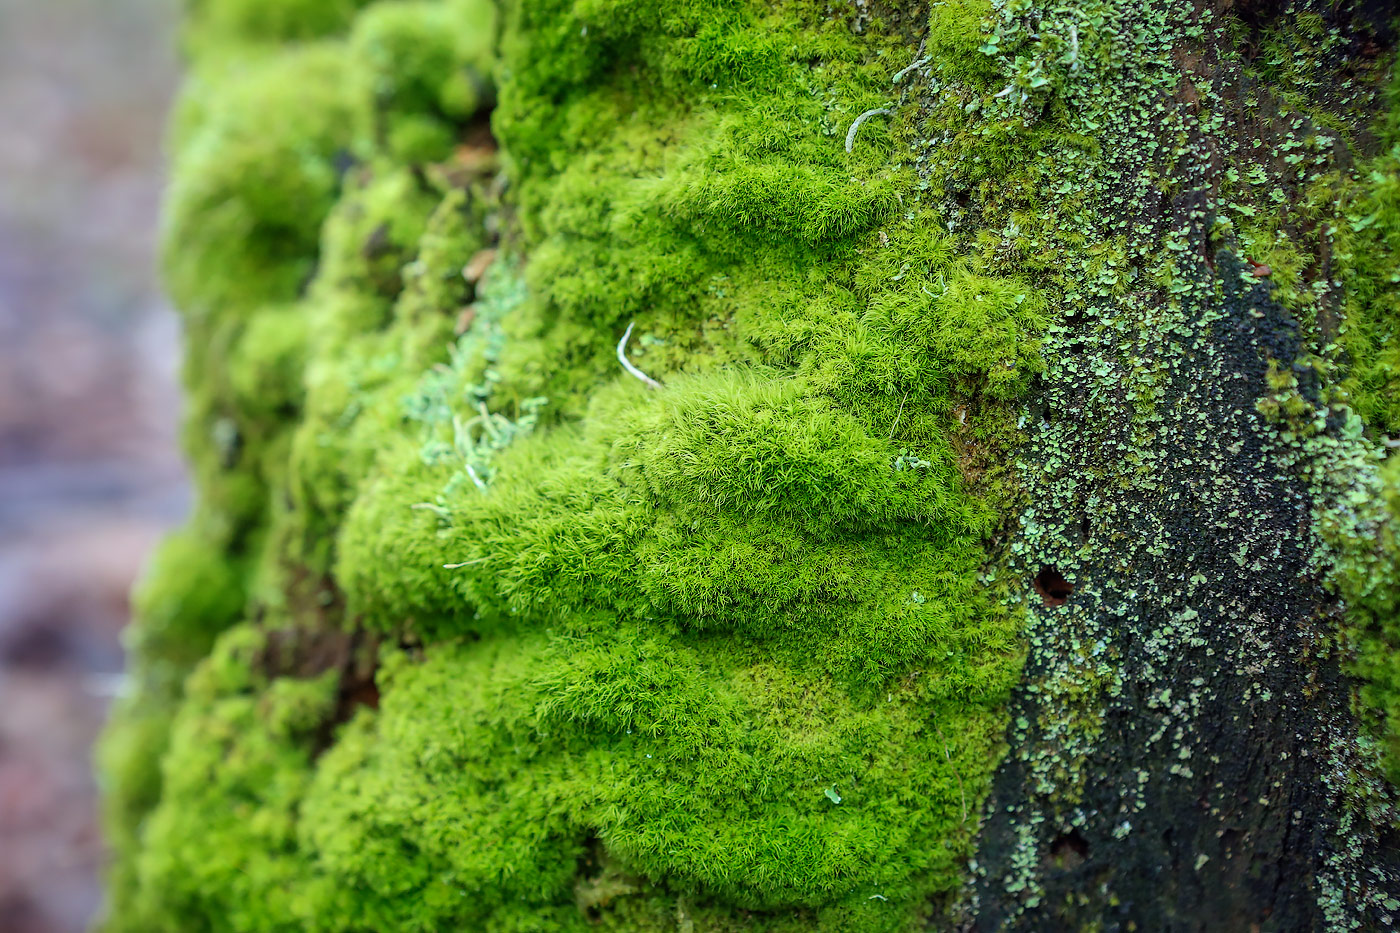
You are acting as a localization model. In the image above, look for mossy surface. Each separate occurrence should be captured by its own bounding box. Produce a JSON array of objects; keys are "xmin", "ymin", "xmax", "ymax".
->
[
  {"xmin": 102, "ymin": 0, "xmax": 1400, "ymax": 927},
  {"xmin": 101, "ymin": 0, "xmax": 1049, "ymax": 929}
]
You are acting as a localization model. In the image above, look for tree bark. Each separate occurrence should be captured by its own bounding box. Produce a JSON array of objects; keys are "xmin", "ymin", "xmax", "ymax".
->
[{"xmin": 100, "ymin": 0, "xmax": 1400, "ymax": 930}]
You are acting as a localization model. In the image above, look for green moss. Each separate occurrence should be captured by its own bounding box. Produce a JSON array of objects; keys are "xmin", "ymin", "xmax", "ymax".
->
[
  {"xmin": 611, "ymin": 369, "xmax": 956, "ymax": 532},
  {"xmin": 181, "ymin": 0, "xmax": 373, "ymax": 58},
  {"xmin": 925, "ymin": 0, "xmax": 998, "ymax": 82},
  {"xmin": 162, "ymin": 45, "xmax": 358, "ymax": 317},
  {"xmin": 1345, "ymin": 456, "xmax": 1400, "ymax": 771},
  {"xmin": 108, "ymin": 623, "xmax": 1009, "ymax": 932},
  {"xmin": 351, "ymin": 0, "xmax": 496, "ymax": 163},
  {"xmin": 112, "ymin": 626, "xmax": 341, "ymax": 933},
  {"xmin": 1335, "ymin": 130, "xmax": 1400, "ymax": 435},
  {"xmin": 103, "ymin": 0, "xmax": 1046, "ymax": 929},
  {"xmin": 1227, "ymin": 39, "xmax": 1400, "ymax": 786},
  {"xmin": 228, "ymin": 307, "xmax": 310, "ymax": 418},
  {"xmin": 126, "ymin": 526, "xmax": 248, "ymax": 669},
  {"xmin": 96, "ymin": 693, "xmax": 177, "ymax": 920}
]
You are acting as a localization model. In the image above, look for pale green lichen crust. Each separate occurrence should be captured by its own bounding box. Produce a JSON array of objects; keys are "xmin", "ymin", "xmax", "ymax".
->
[{"xmin": 100, "ymin": 0, "xmax": 1047, "ymax": 930}]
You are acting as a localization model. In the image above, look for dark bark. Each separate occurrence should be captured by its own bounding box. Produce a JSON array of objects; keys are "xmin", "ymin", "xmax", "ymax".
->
[{"xmin": 964, "ymin": 2, "xmax": 1400, "ymax": 928}]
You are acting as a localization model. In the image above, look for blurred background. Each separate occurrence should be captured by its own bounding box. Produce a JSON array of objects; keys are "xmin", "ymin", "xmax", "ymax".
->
[{"xmin": 0, "ymin": 0, "xmax": 185, "ymax": 929}]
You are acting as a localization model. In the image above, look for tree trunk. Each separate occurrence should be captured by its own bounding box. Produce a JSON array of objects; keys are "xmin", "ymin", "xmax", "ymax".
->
[{"xmin": 100, "ymin": 0, "xmax": 1400, "ymax": 931}]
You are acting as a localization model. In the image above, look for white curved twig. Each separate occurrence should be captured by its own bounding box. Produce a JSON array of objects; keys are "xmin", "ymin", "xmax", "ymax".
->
[
  {"xmin": 617, "ymin": 321, "xmax": 662, "ymax": 389},
  {"xmin": 845, "ymin": 108, "xmax": 891, "ymax": 153},
  {"xmin": 891, "ymin": 56, "xmax": 930, "ymax": 84}
]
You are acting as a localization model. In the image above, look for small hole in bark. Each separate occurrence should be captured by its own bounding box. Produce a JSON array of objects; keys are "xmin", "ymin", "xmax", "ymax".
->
[
  {"xmin": 1079, "ymin": 514, "xmax": 1091, "ymax": 543},
  {"xmin": 1033, "ymin": 566, "xmax": 1074, "ymax": 607},
  {"xmin": 1049, "ymin": 828, "xmax": 1089, "ymax": 869}
]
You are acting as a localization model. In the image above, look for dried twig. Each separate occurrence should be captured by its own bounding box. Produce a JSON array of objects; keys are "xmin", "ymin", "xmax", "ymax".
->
[
  {"xmin": 617, "ymin": 321, "xmax": 662, "ymax": 389},
  {"xmin": 845, "ymin": 108, "xmax": 891, "ymax": 153},
  {"xmin": 891, "ymin": 56, "xmax": 930, "ymax": 84},
  {"xmin": 887, "ymin": 391, "xmax": 909, "ymax": 439}
]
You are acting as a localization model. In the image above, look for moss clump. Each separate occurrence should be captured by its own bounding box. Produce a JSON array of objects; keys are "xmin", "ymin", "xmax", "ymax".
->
[
  {"xmin": 162, "ymin": 45, "xmax": 358, "ymax": 318},
  {"xmin": 1335, "ymin": 129, "xmax": 1400, "ymax": 435},
  {"xmin": 181, "ymin": 0, "xmax": 374, "ymax": 58},
  {"xmin": 106, "ymin": 0, "xmax": 1400, "ymax": 925},
  {"xmin": 121, "ymin": 625, "xmax": 341, "ymax": 931},
  {"xmin": 102, "ymin": 0, "xmax": 1049, "ymax": 930},
  {"xmin": 1343, "ymin": 455, "xmax": 1400, "ymax": 772},
  {"xmin": 351, "ymin": 0, "xmax": 495, "ymax": 162}
]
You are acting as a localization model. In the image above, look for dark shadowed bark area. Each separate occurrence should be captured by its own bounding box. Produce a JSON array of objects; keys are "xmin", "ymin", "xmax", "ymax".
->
[
  {"xmin": 960, "ymin": 1, "xmax": 1400, "ymax": 927},
  {"xmin": 970, "ymin": 262, "xmax": 1396, "ymax": 928}
]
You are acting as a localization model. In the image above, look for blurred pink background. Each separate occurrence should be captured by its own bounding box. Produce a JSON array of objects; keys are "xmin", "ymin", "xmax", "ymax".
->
[{"xmin": 0, "ymin": 0, "xmax": 186, "ymax": 929}]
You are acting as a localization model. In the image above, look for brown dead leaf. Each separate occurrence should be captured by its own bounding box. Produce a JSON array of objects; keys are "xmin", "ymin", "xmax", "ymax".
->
[{"xmin": 463, "ymin": 248, "xmax": 497, "ymax": 285}]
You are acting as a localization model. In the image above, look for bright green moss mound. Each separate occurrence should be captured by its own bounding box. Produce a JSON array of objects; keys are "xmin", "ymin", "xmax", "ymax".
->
[
  {"xmin": 1337, "ymin": 87, "xmax": 1400, "ymax": 437},
  {"xmin": 1330, "ymin": 71, "xmax": 1400, "ymax": 783},
  {"xmin": 103, "ymin": 0, "xmax": 1400, "ymax": 927},
  {"xmin": 103, "ymin": 0, "xmax": 1400, "ymax": 926},
  {"xmin": 102, "ymin": 0, "xmax": 1046, "ymax": 930},
  {"xmin": 143, "ymin": 623, "xmax": 1003, "ymax": 929}
]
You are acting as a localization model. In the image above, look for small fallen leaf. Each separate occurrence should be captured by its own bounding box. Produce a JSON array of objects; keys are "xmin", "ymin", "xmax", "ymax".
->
[
  {"xmin": 463, "ymin": 248, "xmax": 498, "ymax": 285},
  {"xmin": 454, "ymin": 305, "xmax": 477, "ymax": 335}
]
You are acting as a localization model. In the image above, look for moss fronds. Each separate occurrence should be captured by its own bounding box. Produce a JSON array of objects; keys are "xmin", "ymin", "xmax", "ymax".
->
[
  {"xmin": 102, "ymin": 0, "xmax": 1046, "ymax": 929},
  {"xmin": 104, "ymin": 0, "xmax": 1400, "ymax": 926}
]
